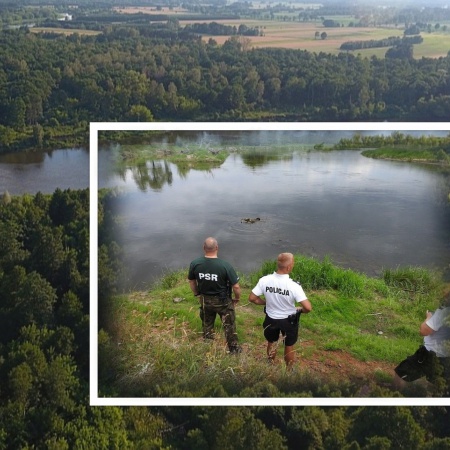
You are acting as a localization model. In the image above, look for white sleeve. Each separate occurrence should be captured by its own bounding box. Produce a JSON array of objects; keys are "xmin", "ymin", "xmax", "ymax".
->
[
  {"xmin": 252, "ymin": 279, "xmax": 264, "ymax": 297},
  {"xmin": 293, "ymin": 283, "xmax": 308, "ymax": 303},
  {"xmin": 426, "ymin": 308, "xmax": 447, "ymax": 331}
]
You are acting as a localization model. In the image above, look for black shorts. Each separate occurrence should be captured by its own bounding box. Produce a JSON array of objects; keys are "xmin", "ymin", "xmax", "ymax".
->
[
  {"xmin": 394, "ymin": 345, "xmax": 447, "ymax": 382},
  {"xmin": 263, "ymin": 314, "xmax": 299, "ymax": 347}
]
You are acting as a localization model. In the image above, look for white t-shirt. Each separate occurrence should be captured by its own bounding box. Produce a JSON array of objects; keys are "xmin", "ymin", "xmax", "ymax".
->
[
  {"xmin": 252, "ymin": 272, "xmax": 308, "ymax": 319},
  {"xmin": 424, "ymin": 307, "xmax": 450, "ymax": 357}
]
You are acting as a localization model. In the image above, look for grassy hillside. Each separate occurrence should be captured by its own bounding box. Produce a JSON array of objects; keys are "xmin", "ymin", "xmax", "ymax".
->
[{"xmin": 99, "ymin": 254, "xmax": 448, "ymax": 399}]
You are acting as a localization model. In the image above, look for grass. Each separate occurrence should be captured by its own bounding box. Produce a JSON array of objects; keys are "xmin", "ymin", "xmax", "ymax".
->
[
  {"xmin": 415, "ymin": 32, "xmax": 450, "ymax": 58},
  {"xmin": 30, "ymin": 28, "xmax": 102, "ymax": 36},
  {"xmin": 99, "ymin": 255, "xmax": 448, "ymax": 398},
  {"xmin": 361, "ymin": 147, "xmax": 450, "ymax": 165}
]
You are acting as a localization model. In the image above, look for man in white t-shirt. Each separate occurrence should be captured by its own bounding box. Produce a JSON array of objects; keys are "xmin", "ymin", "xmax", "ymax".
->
[
  {"xmin": 249, "ymin": 252, "xmax": 312, "ymax": 368},
  {"xmin": 395, "ymin": 303, "xmax": 449, "ymax": 389}
]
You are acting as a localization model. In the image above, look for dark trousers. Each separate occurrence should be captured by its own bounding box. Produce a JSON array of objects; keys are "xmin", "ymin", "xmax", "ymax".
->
[
  {"xmin": 395, "ymin": 345, "xmax": 450, "ymax": 383},
  {"xmin": 199, "ymin": 295, "xmax": 238, "ymax": 350}
]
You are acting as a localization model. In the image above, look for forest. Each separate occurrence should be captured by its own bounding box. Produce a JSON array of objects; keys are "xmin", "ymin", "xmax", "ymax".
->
[
  {"xmin": 1, "ymin": 0, "xmax": 450, "ymax": 448},
  {"xmin": 0, "ymin": 189, "xmax": 449, "ymax": 448},
  {"xmin": 0, "ymin": 18, "xmax": 450, "ymax": 152}
]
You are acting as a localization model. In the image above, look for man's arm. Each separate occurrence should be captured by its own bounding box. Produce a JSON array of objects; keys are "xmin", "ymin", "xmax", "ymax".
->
[
  {"xmin": 299, "ymin": 299, "xmax": 312, "ymax": 313},
  {"xmin": 420, "ymin": 310, "xmax": 435, "ymax": 336},
  {"xmin": 189, "ymin": 279, "xmax": 199, "ymax": 296},
  {"xmin": 249, "ymin": 291, "xmax": 266, "ymax": 305},
  {"xmin": 232, "ymin": 283, "xmax": 241, "ymax": 304}
]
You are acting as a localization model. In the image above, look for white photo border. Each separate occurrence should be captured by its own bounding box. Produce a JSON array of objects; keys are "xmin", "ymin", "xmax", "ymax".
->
[{"xmin": 90, "ymin": 122, "xmax": 450, "ymax": 406}]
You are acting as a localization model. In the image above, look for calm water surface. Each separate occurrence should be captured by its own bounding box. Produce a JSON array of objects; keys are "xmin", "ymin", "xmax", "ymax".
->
[
  {"xmin": 98, "ymin": 131, "xmax": 450, "ymax": 290},
  {"xmin": 0, "ymin": 148, "xmax": 90, "ymax": 195},
  {"xmin": 1, "ymin": 132, "xmax": 448, "ymax": 289}
]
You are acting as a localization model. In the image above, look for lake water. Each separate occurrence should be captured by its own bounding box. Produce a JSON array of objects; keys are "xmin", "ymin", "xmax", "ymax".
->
[
  {"xmin": 97, "ymin": 131, "xmax": 450, "ymax": 290},
  {"xmin": 0, "ymin": 148, "xmax": 90, "ymax": 195},
  {"xmin": 1, "ymin": 132, "xmax": 448, "ymax": 290}
]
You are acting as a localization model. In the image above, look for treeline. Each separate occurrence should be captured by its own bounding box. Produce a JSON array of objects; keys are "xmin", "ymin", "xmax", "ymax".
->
[
  {"xmin": 0, "ymin": 189, "xmax": 450, "ymax": 448},
  {"xmin": 333, "ymin": 132, "xmax": 450, "ymax": 151},
  {"xmin": 340, "ymin": 35, "xmax": 423, "ymax": 51},
  {"xmin": 185, "ymin": 21, "xmax": 261, "ymax": 36},
  {"xmin": 1, "ymin": 26, "xmax": 450, "ymax": 152}
]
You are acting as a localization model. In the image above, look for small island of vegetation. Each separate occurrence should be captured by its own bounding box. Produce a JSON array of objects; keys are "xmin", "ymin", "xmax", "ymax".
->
[{"xmin": 313, "ymin": 132, "xmax": 450, "ymax": 166}]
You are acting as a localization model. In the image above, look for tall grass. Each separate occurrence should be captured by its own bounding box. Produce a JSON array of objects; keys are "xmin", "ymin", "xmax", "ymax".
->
[
  {"xmin": 100, "ymin": 255, "xmax": 447, "ymax": 398},
  {"xmin": 251, "ymin": 255, "xmax": 367, "ymax": 297},
  {"xmin": 382, "ymin": 266, "xmax": 441, "ymax": 296}
]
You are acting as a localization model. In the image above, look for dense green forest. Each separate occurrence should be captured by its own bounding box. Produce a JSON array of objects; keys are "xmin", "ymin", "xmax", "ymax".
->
[
  {"xmin": 0, "ymin": 189, "xmax": 449, "ymax": 449},
  {"xmin": 1, "ymin": 1, "xmax": 450, "ymax": 447},
  {"xmin": 0, "ymin": 21, "xmax": 450, "ymax": 152}
]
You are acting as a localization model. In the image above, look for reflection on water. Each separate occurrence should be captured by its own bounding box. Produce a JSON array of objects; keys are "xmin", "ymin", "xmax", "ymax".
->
[
  {"xmin": 0, "ymin": 151, "xmax": 46, "ymax": 164},
  {"xmin": 0, "ymin": 148, "xmax": 89, "ymax": 195},
  {"xmin": 130, "ymin": 160, "xmax": 173, "ymax": 192},
  {"xmin": 99, "ymin": 131, "xmax": 450, "ymax": 290}
]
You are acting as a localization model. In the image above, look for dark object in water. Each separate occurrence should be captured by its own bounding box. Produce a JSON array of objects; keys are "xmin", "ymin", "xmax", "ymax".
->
[{"xmin": 241, "ymin": 217, "xmax": 261, "ymax": 224}]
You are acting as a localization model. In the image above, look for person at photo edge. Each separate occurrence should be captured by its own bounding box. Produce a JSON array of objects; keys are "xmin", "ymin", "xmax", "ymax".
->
[
  {"xmin": 249, "ymin": 252, "xmax": 312, "ymax": 368},
  {"xmin": 394, "ymin": 294, "xmax": 450, "ymax": 393},
  {"xmin": 188, "ymin": 237, "xmax": 242, "ymax": 354}
]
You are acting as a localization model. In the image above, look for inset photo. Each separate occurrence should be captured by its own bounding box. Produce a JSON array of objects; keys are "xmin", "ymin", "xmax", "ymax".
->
[{"xmin": 90, "ymin": 122, "xmax": 450, "ymax": 406}]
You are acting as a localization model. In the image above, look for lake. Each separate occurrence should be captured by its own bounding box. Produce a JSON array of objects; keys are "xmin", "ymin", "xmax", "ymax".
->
[
  {"xmin": 1, "ymin": 131, "xmax": 448, "ymax": 290},
  {"xmin": 97, "ymin": 130, "xmax": 450, "ymax": 290},
  {"xmin": 0, "ymin": 148, "xmax": 90, "ymax": 195}
]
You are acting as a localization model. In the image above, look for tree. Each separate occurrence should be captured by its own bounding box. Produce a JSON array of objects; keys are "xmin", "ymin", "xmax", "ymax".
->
[
  {"xmin": 0, "ymin": 268, "xmax": 55, "ymax": 342},
  {"xmin": 32, "ymin": 124, "xmax": 44, "ymax": 148},
  {"xmin": 238, "ymin": 36, "xmax": 252, "ymax": 51},
  {"xmin": 385, "ymin": 44, "xmax": 414, "ymax": 59},
  {"xmin": 7, "ymin": 97, "xmax": 26, "ymax": 129},
  {"xmin": 123, "ymin": 407, "xmax": 171, "ymax": 449},
  {"xmin": 287, "ymin": 407, "xmax": 330, "ymax": 449},
  {"xmin": 213, "ymin": 408, "xmax": 287, "ymax": 450},
  {"xmin": 321, "ymin": 32, "xmax": 328, "ymax": 40},
  {"xmin": 349, "ymin": 407, "xmax": 425, "ymax": 449},
  {"xmin": 126, "ymin": 105, "xmax": 154, "ymax": 122}
]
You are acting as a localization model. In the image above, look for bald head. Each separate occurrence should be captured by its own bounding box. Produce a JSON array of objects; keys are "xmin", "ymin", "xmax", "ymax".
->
[
  {"xmin": 277, "ymin": 252, "xmax": 294, "ymax": 273},
  {"xmin": 203, "ymin": 237, "xmax": 219, "ymax": 256}
]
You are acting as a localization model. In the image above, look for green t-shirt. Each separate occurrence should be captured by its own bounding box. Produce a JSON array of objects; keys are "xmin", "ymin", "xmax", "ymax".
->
[{"xmin": 188, "ymin": 256, "xmax": 239, "ymax": 297}]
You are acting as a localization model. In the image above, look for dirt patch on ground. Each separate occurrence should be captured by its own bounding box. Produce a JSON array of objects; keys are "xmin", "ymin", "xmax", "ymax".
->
[
  {"xmin": 246, "ymin": 339, "xmax": 394, "ymax": 388},
  {"xmin": 301, "ymin": 346, "xmax": 393, "ymax": 385}
]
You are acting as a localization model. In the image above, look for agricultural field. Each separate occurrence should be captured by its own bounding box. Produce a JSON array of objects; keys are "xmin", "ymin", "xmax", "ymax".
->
[
  {"xmin": 113, "ymin": 6, "xmax": 190, "ymax": 15},
  {"xmin": 191, "ymin": 19, "xmax": 449, "ymax": 58},
  {"xmin": 30, "ymin": 27, "xmax": 101, "ymax": 36},
  {"xmin": 111, "ymin": 6, "xmax": 450, "ymax": 58}
]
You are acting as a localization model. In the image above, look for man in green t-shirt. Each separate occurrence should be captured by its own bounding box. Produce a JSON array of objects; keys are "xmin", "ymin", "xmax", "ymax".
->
[{"xmin": 188, "ymin": 237, "xmax": 242, "ymax": 353}]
